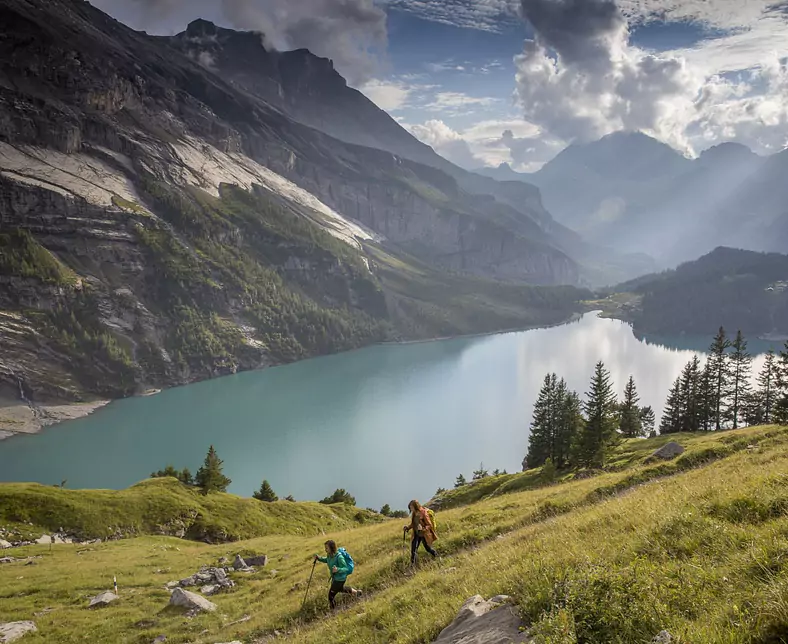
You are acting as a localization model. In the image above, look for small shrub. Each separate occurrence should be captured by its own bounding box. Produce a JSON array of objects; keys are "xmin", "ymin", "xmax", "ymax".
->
[{"xmin": 320, "ymin": 489, "xmax": 356, "ymax": 505}]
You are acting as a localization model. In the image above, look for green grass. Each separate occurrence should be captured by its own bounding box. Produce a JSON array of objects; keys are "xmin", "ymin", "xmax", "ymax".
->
[
  {"xmin": 0, "ymin": 229, "xmax": 77, "ymax": 285},
  {"xmin": 2, "ymin": 426, "xmax": 787, "ymax": 643},
  {"xmin": 0, "ymin": 478, "xmax": 381, "ymax": 542}
]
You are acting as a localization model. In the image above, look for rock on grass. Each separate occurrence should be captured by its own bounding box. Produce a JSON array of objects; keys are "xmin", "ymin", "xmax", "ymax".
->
[{"xmin": 169, "ymin": 588, "xmax": 216, "ymax": 613}]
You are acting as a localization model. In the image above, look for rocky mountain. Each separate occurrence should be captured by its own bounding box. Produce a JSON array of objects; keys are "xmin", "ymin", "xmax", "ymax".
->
[
  {"xmin": 493, "ymin": 131, "xmax": 783, "ymax": 268},
  {"xmin": 0, "ymin": 0, "xmax": 591, "ymax": 415},
  {"xmin": 610, "ymin": 247, "xmax": 788, "ymax": 337}
]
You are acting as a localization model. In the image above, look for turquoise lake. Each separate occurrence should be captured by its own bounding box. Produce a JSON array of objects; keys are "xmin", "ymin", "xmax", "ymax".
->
[{"xmin": 0, "ymin": 314, "xmax": 778, "ymax": 510}]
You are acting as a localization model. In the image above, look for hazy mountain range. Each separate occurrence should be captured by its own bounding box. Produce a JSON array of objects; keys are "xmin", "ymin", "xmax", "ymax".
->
[{"xmin": 477, "ymin": 132, "xmax": 788, "ymax": 267}]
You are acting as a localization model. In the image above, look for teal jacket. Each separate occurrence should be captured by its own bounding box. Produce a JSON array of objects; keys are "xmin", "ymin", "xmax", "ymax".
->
[{"xmin": 316, "ymin": 551, "xmax": 351, "ymax": 582}]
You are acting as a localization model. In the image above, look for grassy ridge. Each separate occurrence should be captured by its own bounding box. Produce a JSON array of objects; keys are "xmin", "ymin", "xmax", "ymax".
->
[
  {"xmin": 2, "ymin": 426, "xmax": 786, "ymax": 643},
  {"xmin": 0, "ymin": 478, "xmax": 380, "ymax": 543}
]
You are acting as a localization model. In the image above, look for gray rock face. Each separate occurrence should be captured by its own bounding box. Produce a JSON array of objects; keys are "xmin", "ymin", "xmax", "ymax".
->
[
  {"xmin": 0, "ymin": 621, "xmax": 38, "ymax": 643},
  {"xmin": 649, "ymin": 441, "xmax": 685, "ymax": 461},
  {"xmin": 168, "ymin": 588, "xmax": 217, "ymax": 613},
  {"xmin": 88, "ymin": 591, "xmax": 119, "ymax": 608},
  {"xmin": 433, "ymin": 595, "xmax": 528, "ymax": 643}
]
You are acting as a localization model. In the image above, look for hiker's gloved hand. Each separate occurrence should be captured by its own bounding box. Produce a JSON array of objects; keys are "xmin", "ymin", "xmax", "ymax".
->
[
  {"xmin": 313, "ymin": 555, "xmax": 318, "ymax": 562},
  {"xmin": 404, "ymin": 525, "xmax": 411, "ymax": 532},
  {"xmin": 331, "ymin": 566, "xmax": 338, "ymax": 573}
]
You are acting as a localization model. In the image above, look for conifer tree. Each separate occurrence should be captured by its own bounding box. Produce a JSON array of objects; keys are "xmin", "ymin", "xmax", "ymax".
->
[
  {"xmin": 195, "ymin": 445, "xmax": 232, "ymax": 495},
  {"xmin": 619, "ymin": 375, "xmax": 642, "ymax": 438},
  {"xmin": 454, "ymin": 473, "xmax": 467, "ymax": 488},
  {"xmin": 679, "ymin": 355, "xmax": 702, "ymax": 432},
  {"xmin": 697, "ymin": 362, "xmax": 716, "ymax": 431},
  {"xmin": 556, "ymin": 384, "xmax": 583, "ymax": 468},
  {"xmin": 526, "ymin": 374, "xmax": 558, "ymax": 468},
  {"xmin": 252, "ymin": 479, "xmax": 278, "ymax": 502},
  {"xmin": 747, "ymin": 350, "xmax": 778, "ymax": 425},
  {"xmin": 639, "ymin": 406, "xmax": 656, "ymax": 436},
  {"xmin": 577, "ymin": 361, "xmax": 618, "ymax": 467},
  {"xmin": 660, "ymin": 377, "xmax": 682, "ymax": 434},
  {"xmin": 727, "ymin": 330, "xmax": 752, "ymax": 429},
  {"xmin": 775, "ymin": 343, "xmax": 788, "ymax": 425},
  {"xmin": 707, "ymin": 327, "xmax": 732, "ymax": 430}
]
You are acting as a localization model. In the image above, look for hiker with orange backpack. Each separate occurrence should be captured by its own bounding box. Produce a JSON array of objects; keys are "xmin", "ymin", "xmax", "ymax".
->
[
  {"xmin": 404, "ymin": 499, "xmax": 438, "ymax": 565},
  {"xmin": 314, "ymin": 539, "xmax": 362, "ymax": 609}
]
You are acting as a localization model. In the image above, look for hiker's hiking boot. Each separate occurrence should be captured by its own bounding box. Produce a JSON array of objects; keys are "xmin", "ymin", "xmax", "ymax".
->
[{"xmin": 352, "ymin": 588, "xmax": 363, "ymax": 597}]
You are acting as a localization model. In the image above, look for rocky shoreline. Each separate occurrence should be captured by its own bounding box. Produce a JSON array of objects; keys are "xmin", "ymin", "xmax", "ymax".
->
[{"xmin": 0, "ymin": 395, "xmax": 109, "ymax": 440}]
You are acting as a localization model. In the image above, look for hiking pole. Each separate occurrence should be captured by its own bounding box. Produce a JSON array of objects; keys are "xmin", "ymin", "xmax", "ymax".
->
[{"xmin": 302, "ymin": 558, "xmax": 317, "ymax": 612}]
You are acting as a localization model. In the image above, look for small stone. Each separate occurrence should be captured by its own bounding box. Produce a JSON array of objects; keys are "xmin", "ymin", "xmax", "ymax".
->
[
  {"xmin": 165, "ymin": 581, "xmax": 179, "ymax": 590},
  {"xmin": 179, "ymin": 576, "xmax": 197, "ymax": 587},
  {"xmin": 232, "ymin": 555, "xmax": 247, "ymax": 570},
  {"xmin": 169, "ymin": 588, "xmax": 216, "ymax": 613},
  {"xmin": 0, "ymin": 621, "xmax": 38, "ymax": 643},
  {"xmin": 195, "ymin": 573, "xmax": 213, "ymax": 583},
  {"xmin": 489, "ymin": 595, "xmax": 510, "ymax": 604},
  {"xmin": 0, "ymin": 557, "xmax": 15, "ymax": 564},
  {"xmin": 652, "ymin": 631, "xmax": 673, "ymax": 644},
  {"xmin": 200, "ymin": 585, "xmax": 217, "ymax": 596},
  {"xmin": 89, "ymin": 591, "xmax": 119, "ymax": 608},
  {"xmin": 218, "ymin": 557, "xmax": 229, "ymax": 565},
  {"xmin": 0, "ymin": 540, "xmax": 11, "ymax": 549},
  {"xmin": 152, "ymin": 637, "xmax": 167, "ymax": 644},
  {"xmin": 211, "ymin": 567, "xmax": 227, "ymax": 582}
]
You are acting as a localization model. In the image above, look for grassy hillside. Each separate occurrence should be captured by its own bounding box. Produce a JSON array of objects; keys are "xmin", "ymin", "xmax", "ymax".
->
[{"xmin": 2, "ymin": 425, "xmax": 787, "ymax": 643}]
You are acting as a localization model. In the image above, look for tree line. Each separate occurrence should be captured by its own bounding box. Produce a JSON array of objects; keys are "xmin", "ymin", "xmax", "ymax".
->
[{"xmin": 525, "ymin": 330, "xmax": 788, "ymax": 472}]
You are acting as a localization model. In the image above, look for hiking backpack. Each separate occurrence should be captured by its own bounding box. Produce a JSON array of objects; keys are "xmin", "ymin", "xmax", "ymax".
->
[
  {"xmin": 338, "ymin": 547, "xmax": 355, "ymax": 574},
  {"xmin": 425, "ymin": 507, "xmax": 436, "ymax": 531}
]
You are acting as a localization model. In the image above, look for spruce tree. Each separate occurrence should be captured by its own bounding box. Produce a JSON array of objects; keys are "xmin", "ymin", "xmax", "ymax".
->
[
  {"xmin": 526, "ymin": 374, "xmax": 557, "ymax": 468},
  {"xmin": 556, "ymin": 384, "xmax": 583, "ymax": 468},
  {"xmin": 577, "ymin": 361, "xmax": 618, "ymax": 467},
  {"xmin": 707, "ymin": 327, "xmax": 732, "ymax": 430},
  {"xmin": 619, "ymin": 375, "xmax": 642, "ymax": 438},
  {"xmin": 660, "ymin": 377, "xmax": 682, "ymax": 434},
  {"xmin": 454, "ymin": 474, "xmax": 467, "ymax": 488},
  {"xmin": 678, "ymin": 355, "xmax": 702, "ymax": 432},
  {"xmin": 727, "ymin": 330, "xmax": 752, "ymax": 429},
  {"xmin": 754, "ymin": 350, "xmax": 777, "ymax": 425},
  {"xmin": 697, "ymin": 362, "xmax": 716, "ymax": 431},
  {"xmin": 252, "ymin": 479, "xmax": 278, "ymax": 502},
  {"xmin": 195, "ymin": 445, "xmax": 232, "ymax": 495},
  {"xmin": 775, "ymin": 343, "xmax": 788, "ymax": 425},
  {"xmin": 639, "ymin": 406, "xmax": 656, "ymax": 436}
]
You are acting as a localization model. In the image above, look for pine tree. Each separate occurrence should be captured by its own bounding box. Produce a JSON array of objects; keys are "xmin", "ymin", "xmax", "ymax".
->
[
  {"xmin": 556, "ymin": 385, "xmax": 583, "ymax": 468},
  {"xmin": 454, "ymin": 474, "xmax": 467, "ymax": 488},
  {"xmin": 678, "ymin": 355, "xmax": 702, "ymax": 432},
  {"xmin": 252, "ymin": 479, "xmax": 278, "ymax": 502},
  {"xmin": 195, "ymin": 445, "xmax": 232, "ymax": 495},
  {"xmin": 576, "ymin": 362, "xmax": 618, "ymax": 467},
  {"xmin": 775, "ymin": 343, "xmax": 788, "ymax": 425},
  {"xmin": 753, "ymin": 350, "xmax": 778, "ymax": 425},
  {"xmin": 380, "ymin": 504, "xmax": 392, "ymax": 516},
  {"xmin": 660, "ymin": 377, "xmax": 682, "ymax": 434},
  {"xmin": 526, "ymin": 374, "xmax": 558, "ymax": 468},
  {"xmin": 727, "ymin": 330, "xmax": 752, "ymax": 429},
  {"xmin": 639, "ymin": 406, "xmax": 656, "ymax": 436},
  {"xmin": 472, "ymin": 463, "xmax": 489, "ymax": 480},
  {"xmin": 707, "ymin": 327, "xmax": 732, "ymax": 430},
  {"xmin": 697, "ymin": 362, "xmax": 715, "ymax": 431},
  {"xmin": 619, "ymin": 375, "xmax": 642, "ymax": 438}
]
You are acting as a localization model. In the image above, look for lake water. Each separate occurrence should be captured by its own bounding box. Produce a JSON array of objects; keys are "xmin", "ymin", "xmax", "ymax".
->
[{"xmin": 0, "ymin": 314, "xmax": 778, "ymax": 510}]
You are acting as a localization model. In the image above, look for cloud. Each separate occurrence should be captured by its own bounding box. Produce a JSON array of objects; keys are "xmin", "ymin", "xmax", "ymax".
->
[
  {"xmin": 512, "ymin": 0, "xmax": 788, "ymax": 159},
  {"xmin": 382, "ymin": 0, "xmax": 520, "ymax": 32},
  {"xmin": 424, "ymin": 92, "xmax": 500, "ymax": 115},
  {"xmin": 358, "ymin": 79, "xmax": 415, "ymax": 110},
  {"xmin": 407, "ymin": 119, "xmax": 485, "ymax": 168},
  {"xmin": 97, "ymin": 0, "xmax": 387, "ymax": 84}
]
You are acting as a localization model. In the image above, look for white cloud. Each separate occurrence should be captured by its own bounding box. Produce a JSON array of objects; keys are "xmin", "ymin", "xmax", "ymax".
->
[
  {"xmin": 359, "ymin": 79, "xmax": 414, "ymax": 110},
  {"xmin": 424, "ymin": 92, "xmax": 501, "ymax": 114},
  {"xmin": 407, "ymin": 119, "xmax": 485, "ymax": 168},
  {"xmin": 511, "ymin": 0, "xmax": 788, "ymax": 161}
]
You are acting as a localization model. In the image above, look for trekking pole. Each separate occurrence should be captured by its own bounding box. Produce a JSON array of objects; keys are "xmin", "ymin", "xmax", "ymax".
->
[{"xmin": 301, "ymin": 558, "xmax": 317, "ymax": 612}]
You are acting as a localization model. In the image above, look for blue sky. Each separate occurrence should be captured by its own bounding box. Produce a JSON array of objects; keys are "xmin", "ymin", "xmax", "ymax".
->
[{"xmin": 93, "ymin": 0, "xmax": 788, "ymax": 171}]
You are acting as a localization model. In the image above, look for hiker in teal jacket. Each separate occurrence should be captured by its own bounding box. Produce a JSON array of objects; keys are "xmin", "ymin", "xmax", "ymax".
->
[{"xmin": 314, "ymin": 539, "xmax": 362, "ymax": 608}]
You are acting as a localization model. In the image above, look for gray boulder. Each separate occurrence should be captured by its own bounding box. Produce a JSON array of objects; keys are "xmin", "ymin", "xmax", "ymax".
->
[
  {"xmin": 0, "ymin": 540, "xmax": 12, "ymax": 549},
  {"xmin": 88, "ymin": 591, "xmax": 119, "ymax": 608},
  {"xmin": 169, "ymin": 588, "xmax": 216, "ymax": 613},
  {"xmin": 433, "ymin": 595, "xmax": 528, "ymax": 643},
  {"xmin": 244, "ymin": 555, "xmax": 268, "ymax": 567},
  {"xmin": 0, "ymin": 621, "xmax": 38, "ymax": 643},
  {"xmin": 232, "ymin": 555, "xmax": 249, "ymax": 570},
  {"xmin": 649, "ymin": 442, "xmax": 685, "ymax": 461}
]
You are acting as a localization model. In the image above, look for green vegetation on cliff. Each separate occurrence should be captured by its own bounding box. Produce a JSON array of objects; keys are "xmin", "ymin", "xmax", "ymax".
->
[{"xmin": 2, "ymin": 426, "xmax": 787, "ymax": 643}]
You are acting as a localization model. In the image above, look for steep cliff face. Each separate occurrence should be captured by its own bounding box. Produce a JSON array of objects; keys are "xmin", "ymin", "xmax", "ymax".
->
[{"xmin": 0, "ymin": 0, "xmax": 588, "ymax": 417}]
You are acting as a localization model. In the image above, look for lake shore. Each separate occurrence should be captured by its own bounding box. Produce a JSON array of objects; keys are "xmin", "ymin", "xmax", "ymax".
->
[{"xmin": 0, "ymin": 396, "xmax": 109, "ymax": 440}]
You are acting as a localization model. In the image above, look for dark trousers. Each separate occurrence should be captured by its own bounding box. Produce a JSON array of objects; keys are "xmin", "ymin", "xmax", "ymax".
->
[
  {"xmin": 411, "ymin": 534, "xmax": 437, "ymax": 564},
  {"xmin": 328, "ymin": 579, "xmax": 353, "ymax": 609}
]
